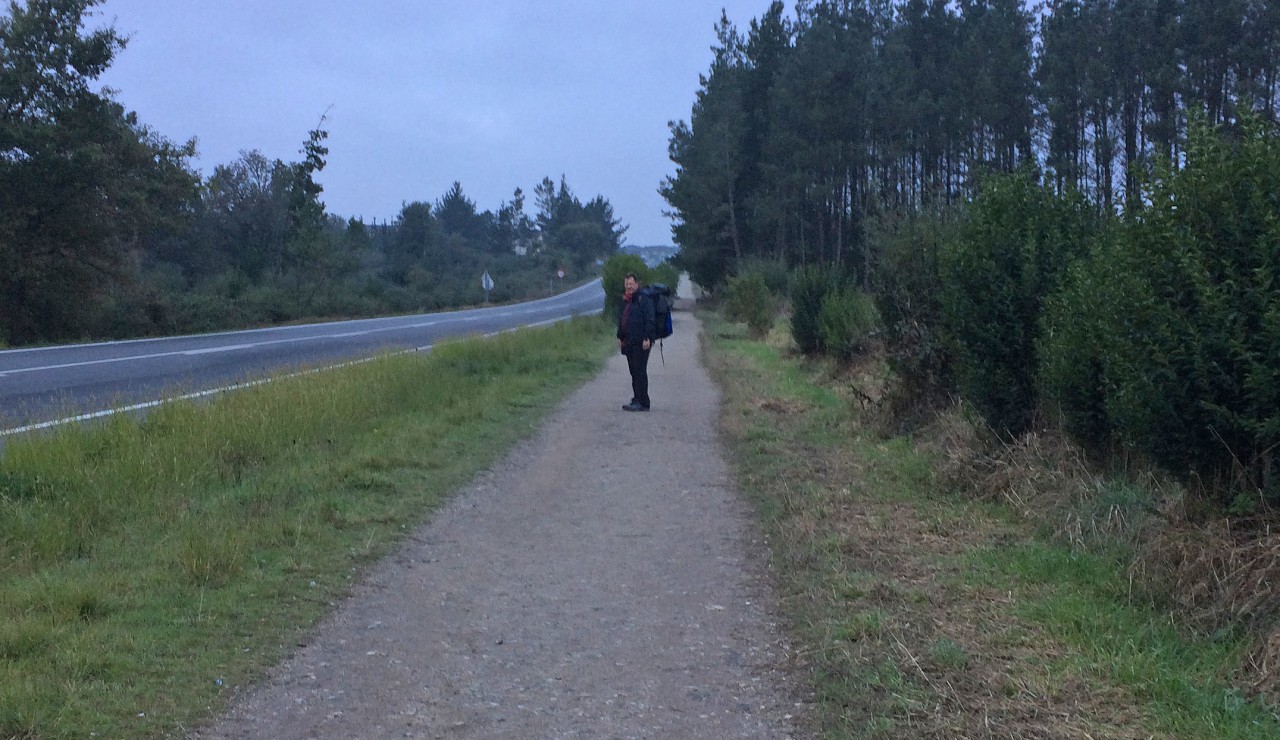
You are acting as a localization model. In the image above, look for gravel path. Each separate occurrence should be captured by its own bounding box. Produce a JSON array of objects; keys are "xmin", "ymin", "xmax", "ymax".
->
[{"xmin": 194, "ymin": 313, "xmax": 803, "ymax": 739}]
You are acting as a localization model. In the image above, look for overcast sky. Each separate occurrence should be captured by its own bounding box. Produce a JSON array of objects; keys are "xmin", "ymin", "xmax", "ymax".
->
[{"xmin": 92, "ymin": 1, "xmax": 784, "ymax": 247}]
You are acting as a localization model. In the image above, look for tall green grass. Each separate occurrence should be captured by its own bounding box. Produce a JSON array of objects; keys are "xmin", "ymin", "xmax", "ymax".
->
[{"xmin": 0, "ymin": 317, "xmax": 610, "ymax": 739}]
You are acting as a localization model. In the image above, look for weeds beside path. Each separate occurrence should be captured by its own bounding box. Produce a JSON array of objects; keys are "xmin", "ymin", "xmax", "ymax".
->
[{"xmin": 703, "ymin": 313, "xmax": 1280, "ymax": 739}]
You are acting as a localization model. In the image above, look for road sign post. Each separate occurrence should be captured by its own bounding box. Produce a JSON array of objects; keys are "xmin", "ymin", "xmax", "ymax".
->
[{"xmin": 481, "ymin": 271, "xmax": 494, "ymax": 302}]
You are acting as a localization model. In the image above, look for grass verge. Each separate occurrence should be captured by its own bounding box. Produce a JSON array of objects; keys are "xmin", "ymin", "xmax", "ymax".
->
[
  {"xmin": 702, "ymin": 312, "xmax": 1280, "ymax": 738},
  {"xmin": 0, "ymin": 317, "xmax": 611, "ymax": 739}
]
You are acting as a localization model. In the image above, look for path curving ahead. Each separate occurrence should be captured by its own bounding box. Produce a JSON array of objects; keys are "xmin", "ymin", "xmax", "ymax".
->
[{"xmin": 194, "ymin": 313, "xmax": 803, "ymax": 739}]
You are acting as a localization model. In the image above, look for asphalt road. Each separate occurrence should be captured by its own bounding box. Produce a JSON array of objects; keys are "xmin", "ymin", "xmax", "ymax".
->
[{"xmin": 0, "ymin": 279, "xmax": 604, "ymax": 435}]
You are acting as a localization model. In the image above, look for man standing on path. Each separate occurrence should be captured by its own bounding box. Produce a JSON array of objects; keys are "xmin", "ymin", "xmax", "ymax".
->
[{"xmin": 617, "ymin": 272, "xmax": 656, "ymax": 411}]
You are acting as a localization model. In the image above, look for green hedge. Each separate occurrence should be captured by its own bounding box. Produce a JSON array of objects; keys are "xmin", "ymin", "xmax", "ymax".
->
[
  {"xmin": 650, "ymin": 262, "xmax": 681, "ymax": 295},
  {"xmin": 790, "ymin": 265, "xmax": 837, "ymax": 354},
  {"xmin": 940, "ymin": 171, "xmax": 1096, "ymax": 437},
  {"xmin": 867, "ymin": 207, "xmax": 955, "ymax": 391},
  {"xmin": 1041, "ymin": 116, "xmax": 1280, "ymax": 507},
  {"xmin": 1038, "ymin": 246, "xmax": 1116, "ymax": 451},
  {"xmin": 818, "ymin": 286, "xmax": 879, "ymax": 361},
  {"xmin": 723, "ymin": 272, "xmax": 776, "ymax": 338}
]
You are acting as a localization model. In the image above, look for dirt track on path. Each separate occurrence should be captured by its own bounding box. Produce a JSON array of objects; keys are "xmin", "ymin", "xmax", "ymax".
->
[{"xmin": 194, "ymin": 313, "xmax": 803, "ymax": 739}]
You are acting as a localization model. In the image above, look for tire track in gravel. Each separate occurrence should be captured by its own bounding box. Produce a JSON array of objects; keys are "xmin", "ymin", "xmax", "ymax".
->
[{"xmin": 194, "ymin": 313, "xmax": 804, "ymax": 739}]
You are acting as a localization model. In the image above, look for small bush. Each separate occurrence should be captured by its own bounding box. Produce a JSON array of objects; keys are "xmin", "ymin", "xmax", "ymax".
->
[
  {"xmin": 941, "ymin": 171, "xmax": 1096, "ymax": 438},
  {"xmin": 867, "ymin": 206, "xmax": 956, "ymax": 397},
  {"xmin": 818, "ymin": 286, "xmax": 879, "ymax": 361},
  {"xmin": 602, "ymin": 253, "xmax": 649, "ymax": 321},
  {"xmin": 790, "ymin": 265, "xmax": 837, "ymax": 354},
  {"xmin": 723, "ymin": 272, "xmax": 776, "ymax": 338},
  {"xmin": 736, "ymin": 257, "xmax": 790, "ymax": 296},
  {"xmin": 1038, "ymin": 243, "xmax": 1117, "ymax": 452},
  {"xmin": 650, "ymin": 262, "xmax": 681, "ymax": 294}
]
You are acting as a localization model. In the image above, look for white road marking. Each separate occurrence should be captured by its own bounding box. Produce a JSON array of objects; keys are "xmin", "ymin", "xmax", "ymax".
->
[
  {"xmin": 182, "ymin": 344, "xmax": 255, "ymax": 355},
  {"xmin": 5, "ymin": 317, "xmax": 471, "ymax": 375}
]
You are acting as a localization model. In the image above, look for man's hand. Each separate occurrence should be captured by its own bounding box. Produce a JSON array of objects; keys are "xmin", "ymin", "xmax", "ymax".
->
[{"xmin": 642, "ymin": 339, "xmax": 651, "ymax": 351}]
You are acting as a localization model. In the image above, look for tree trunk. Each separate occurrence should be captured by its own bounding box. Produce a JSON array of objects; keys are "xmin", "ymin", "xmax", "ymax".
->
[{"xmin": 727, "ymin": 185, "xmax": 742, "ymax": 262}]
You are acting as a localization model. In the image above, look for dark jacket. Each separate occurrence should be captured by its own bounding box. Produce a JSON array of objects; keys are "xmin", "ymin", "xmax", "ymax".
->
[{"xmin": 617, "ymin": 290, "xmax": 656, "ymax": 352}]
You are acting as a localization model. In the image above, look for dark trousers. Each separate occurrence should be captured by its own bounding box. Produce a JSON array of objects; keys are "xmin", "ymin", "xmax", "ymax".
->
[{"xmin": 625, "ymin": 347, "xmax": 651, "ymax": 409}]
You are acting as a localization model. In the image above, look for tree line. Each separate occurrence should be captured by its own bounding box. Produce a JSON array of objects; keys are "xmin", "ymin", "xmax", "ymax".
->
[
  {"xmin": 665, "ymin": 0, "xmax": 1280, "ymax": 289},
  {"xmin": 0, "ymin": 0, "xmax": 624, "ymax": 346},
  {"xmin": 669, "ymin": 0, "xmax": 1280, "ymax": 510}
]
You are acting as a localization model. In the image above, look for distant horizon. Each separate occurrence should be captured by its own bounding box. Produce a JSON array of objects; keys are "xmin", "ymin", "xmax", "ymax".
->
[{"xmin": 622, "ymin": 243, "xmax": 679, "ymax": 251}]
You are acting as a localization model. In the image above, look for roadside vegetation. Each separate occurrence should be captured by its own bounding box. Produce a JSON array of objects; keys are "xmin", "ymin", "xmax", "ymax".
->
[
  {"xmin": 703, "ymin": 312, "xmax": 1280, "ymax": 737},
  {"xmin": 0, "ymin": 317, "xmax": 611, "ymax": 739},
  {"xmin": 671, "ymin": 3, "xmax": 1280, "ymax": 734},
  {"xmin": 693, "ymin": 111, "xmax": 1280, "ymax": 736},
  {"xmin": 1, "ymin": 1, "xmax": 626, "ymax": 347}
]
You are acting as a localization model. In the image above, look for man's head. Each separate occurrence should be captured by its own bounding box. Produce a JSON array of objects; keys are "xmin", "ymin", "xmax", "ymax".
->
[{"xmin": 623, "ymin": 273, "xmax": 639, "ymax": 298}]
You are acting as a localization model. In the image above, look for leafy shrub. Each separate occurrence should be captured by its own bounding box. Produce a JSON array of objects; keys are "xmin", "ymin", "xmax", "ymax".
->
[
  {"xmin": 1038, "ymin": 233, "xmax": 1119, "ymax": 452},
  {"xmin": 736, "ymin": 257, "xmax": 790, "ymax": 296},
  {"xmin": 1065, "ymin": 116, "xmax": 1280, "ymax": 506},
  {"xmin": 602, "ymin": 253, "xmax": 649, "ymax": 321},
  {"xmin": 87, "ymin": 284, "xmax": 172, "ymax": 340},
  {"xmin": 818, "ymin": 286, "xmax": 879, "ymax": 361},
  {"xmin": 240, "ymin": 284, "xmax": 296, "ymax": 325},
  {"xmin": 650, "ymin": 262, "xmax": 681, "ymax": 295},
  {"xmin": 723, "ymin": 272, "xmax": 776, "ymax": 337},
  {"xmin": 867, "ymin": 207, "xmax": 956, "ymax": 393},
  {"xmin": 307, "ymin": 284, "xmax": 381, "ymax": 320},
  {"xmin": 790, "ymin": 265, "xmax": 837, "ymax": 354},
  {"xmin": 940, "ymin": 171, "xmax": 1096, "ymax": 438}
]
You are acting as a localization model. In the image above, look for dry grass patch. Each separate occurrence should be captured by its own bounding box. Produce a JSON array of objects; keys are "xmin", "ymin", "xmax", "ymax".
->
[
  {"xmin": 811, "ymin": 496, "xmax": 1152, "ymax": 738},
  {"xmin": 757, "ymin": 398, "xmax": 811, "ymax": 416},
  {"xmin": 704, "ymin": 317, "xmax": 1167, "ymax": 737},
  {"xmin": 1134, "ymin": 523, "xmax": 1280, "ymax": 703},
  {"xmin": 1244, "ymin": 629, "xmax": 1280, "ymax": 704},
  {"xmin": 916, "ymin": 401, "xmax": 1280, "ymax": 708},
  {"xmin": 1133, "ymin": 523, "xmax": 1280, "ymax": 634}
]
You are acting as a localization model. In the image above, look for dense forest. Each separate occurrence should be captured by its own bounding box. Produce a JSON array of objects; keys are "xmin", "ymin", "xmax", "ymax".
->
[
  {"xmin": 665, "ymin": 0, "xmax": 1280, "ymax": 288},
  {"xmin": 0, "ymin": 0, "xmax": 625, "ymax": 347},
  {"xmin": 666, "ymin": 0, "xmax": 1280, "ymax": 510}
]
